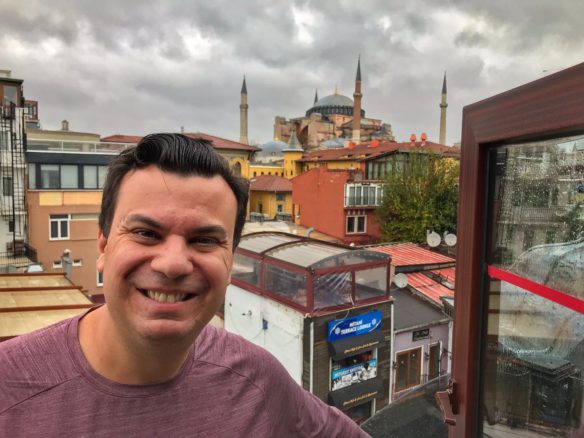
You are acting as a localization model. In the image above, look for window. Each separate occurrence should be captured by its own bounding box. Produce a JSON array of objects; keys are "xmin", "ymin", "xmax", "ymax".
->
[
  {"xmin": 28, "ymin": 163, "xmax": 36, "ymax": 188},
  {"xmin": 346, "ymin": 215, "xmax": 366, "ymax": 234},
  {"xmin": 97, "ymin": 271, "xmax": 103, "ymax": 287},
  {"xmin": 49, "ymin": 214, "xmax": 70, "ymax": 240},
  {"xmin": 344, "ymin": 183, "xmax": 383, "ymax": 206},
  {"xmin": 60, "ymin": 165, "xmax": 78, "ymax": 188},
  {"xmin": 276, "ymin": 194, "xmax": 285, "ymax": 201},
  {"xmin": 395, "ymin": 348, "xmax": 421, "ymax": 392},
  {"xmin": 2, "ymin": 177, "xmax": 12, "ymax": 196},
  {"xmin": 3, "ymin": 85, "xmax": 18, "ymax": 105},
  {"xmin": 73, "ymin": 259, "xmax": 82, "ymax": 267},
  {"xmin": 52, "ymin": 260, "xmax": 62, "ymax": 269},
  {"xmin": 331, "ymin": 350, "xmax": 377, "ymax": 391},
  {"xmin": 40, "ymin": 165, "xmax": 60, "ymax": 188},
  {"xmin": 83, "ymin": 165, "xmax": 98, "ymax": 189},
  {"xmin": 428, "ymin": 343, "xmax": 441, "ymax": 380},
  {"xmin": 277, "ymin": 204, "xmax": 283, "ymax": 213},
  {"xmin": 98, "ymin": 166, "xmax": 108, "ymax": 188}
]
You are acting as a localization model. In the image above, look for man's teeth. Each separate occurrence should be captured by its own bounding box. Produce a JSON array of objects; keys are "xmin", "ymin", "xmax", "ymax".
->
[{"xmin": 146, "ymin": 290, "xmax": 187, "ymax": 303}]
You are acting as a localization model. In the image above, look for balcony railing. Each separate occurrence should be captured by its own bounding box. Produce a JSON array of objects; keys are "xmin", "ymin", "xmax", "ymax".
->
[{"xmin": 27, "ymin": 139, "xmax": 133, "ymax": 154}]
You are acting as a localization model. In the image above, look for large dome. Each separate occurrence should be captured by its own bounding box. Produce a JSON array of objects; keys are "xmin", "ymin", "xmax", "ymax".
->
[
  {"xmin": 314, "ymin": 94, "xmax": 353, "ymax": 108},
  {"xmin": 306, "ymin": 93, "xmax": 364, "ymax": 118}
]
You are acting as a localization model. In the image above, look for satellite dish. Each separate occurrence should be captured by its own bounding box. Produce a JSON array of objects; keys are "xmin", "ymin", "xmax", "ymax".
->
[
  {"xmin": 444, "ymin": 233, "xmax": 457, "ymax": 247},
  {"xmin": 393, "ymin": 273, "xmax": 408, "ymax": 288},
  {"xmin": 426, "ymin": 231, "xmax": 441, "ymax": 248}
]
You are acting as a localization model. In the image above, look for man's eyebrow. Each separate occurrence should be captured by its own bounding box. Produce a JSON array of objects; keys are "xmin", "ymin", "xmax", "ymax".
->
[
  {"xmin": 124, "ymin": 214, "xmax": 162, "ymax": 229},
  {"xmin": 191, "ymin": 225, "xmax": 228, "ymax": 239}
]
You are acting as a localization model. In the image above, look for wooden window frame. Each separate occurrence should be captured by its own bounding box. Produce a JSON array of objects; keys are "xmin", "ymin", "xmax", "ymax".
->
[{"xmin": 441, "ymin": 63, "xmax": 584, "ymax": 437}]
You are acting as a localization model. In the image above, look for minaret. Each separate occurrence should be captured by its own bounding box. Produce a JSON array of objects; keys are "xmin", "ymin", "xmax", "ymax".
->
[
  {"xmin": 239, "ymin": 75, "xmax": 249, "ymax": 145},
  {"xmin": 352, "ymin": 57, "xmax": 362, "ymax": 143},
  {"xmin": 314, "ymin": 89, "xmax": 319, "ymax": 105},
  {"xmin": 439, "ymin": 72, "xmax": 448, "ymax": 145}
]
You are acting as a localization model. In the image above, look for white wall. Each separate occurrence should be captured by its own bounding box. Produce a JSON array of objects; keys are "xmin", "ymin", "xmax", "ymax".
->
[{"xmin": 225, "ymin": 284, "xmax": 305, "ymax": 384}]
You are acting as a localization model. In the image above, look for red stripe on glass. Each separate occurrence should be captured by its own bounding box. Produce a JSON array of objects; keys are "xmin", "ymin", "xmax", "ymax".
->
[{"xmin": 488, "ymin": 265, "xmax": 584, "ymax": 314}]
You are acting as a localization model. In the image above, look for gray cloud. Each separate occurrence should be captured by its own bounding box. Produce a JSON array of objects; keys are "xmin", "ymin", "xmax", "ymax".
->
[{"xmin": 2, "ymin": 0, "xmax": 583, "ymax": 145}]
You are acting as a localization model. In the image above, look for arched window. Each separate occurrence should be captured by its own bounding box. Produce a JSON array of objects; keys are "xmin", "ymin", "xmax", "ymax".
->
[{"xmin": 232, "ymin": 162, "xmax": 242, "ymax": 176}]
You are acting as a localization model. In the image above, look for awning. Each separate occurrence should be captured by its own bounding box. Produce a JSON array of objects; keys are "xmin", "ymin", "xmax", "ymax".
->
[
  {"xmin": 328, "ymin": 330, "xmax": 385, "ymax": 360},
  {"xmin": 328, "ymin": 378, "xmax": 384, "ymax": 410}
]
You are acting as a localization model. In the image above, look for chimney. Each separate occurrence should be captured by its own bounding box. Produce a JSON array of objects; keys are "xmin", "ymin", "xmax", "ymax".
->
[
  {"xmin": 61, "ymin": 120, "xmax": 69, "ymax": 131},
  {"xmin": 410, "ymin": 133, "xmax": 417, "ymax": 146},
  {"xmin": 420, "ymin": 132, "xmax": 427, "ymax": 146}
]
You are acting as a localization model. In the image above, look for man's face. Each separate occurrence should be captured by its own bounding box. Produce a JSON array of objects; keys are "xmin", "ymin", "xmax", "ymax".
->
[{"xmin": 97, "ymin": 166, "xmax": 237, "ymax": 344}]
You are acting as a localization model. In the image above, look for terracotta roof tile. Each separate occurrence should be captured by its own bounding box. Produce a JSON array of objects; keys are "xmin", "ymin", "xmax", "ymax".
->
[
  {"xmin": 249, "ymin": 175, "xmax": 292, "ymax": 192},
  {"xmin": 101, "ymin": 133, "xmax": 260, "ymax": 152},
  {"xmin": 298, "ymin": 140, "xmax": 459, "ymax": 163}
]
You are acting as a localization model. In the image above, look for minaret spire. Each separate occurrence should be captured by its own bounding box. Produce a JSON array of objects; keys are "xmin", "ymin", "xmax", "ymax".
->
[
  {"xmin": 314, "ymin": 89, "xmax": 319, "ymax": 105},
  {"xmin": 439, "ymin": 71, "xmax": 448, "ymax": 145},
  {"xmin": 352, "ymin": 56, "xmax": 362, "ymax": 143},
  {"xmin": 239, "ymin": 75, "xmax": 249, "ymax": 145}
]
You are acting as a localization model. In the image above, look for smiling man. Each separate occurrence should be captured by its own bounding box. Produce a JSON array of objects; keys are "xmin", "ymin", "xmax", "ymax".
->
[{"xmin": 0, "ymin": 134, "xmax": 368, "ymax": 437}]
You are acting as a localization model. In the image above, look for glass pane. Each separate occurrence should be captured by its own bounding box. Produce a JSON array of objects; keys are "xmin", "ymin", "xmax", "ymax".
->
[
  {"xmin": 98, "ymin": 166, "xmax": 108, "ymax": 188},
  {"xmin": 231, "ymin": 253, "xmax": 260, "ymax": 287},
  {"xmin": 488, "ymin": 136, "xmax": 584, "ymax": 295},
  {"xmin": 83, "ymin": 165, "xmax": 97, "ymax": 189},
  {"xmin": 481, "ymin": 278, "xmax": 584, "ymax": 437},
  {"xmin": 60, "ymin": 165, "xmax": 78, "ymax": 188},
  {"xmin": 263, "ymin": 264, "xmax": 307, "ymax": 307},
  {"xmin": 348, "ymin": 186, "xmax": 355, "ymax": 206},
  {"xmin": 50, "ymin": 221, "xmax": 59, "ymax": 238},
  {"xmin": 357, "ymin": 216, "xmax": 366, "ymax": 232},
  {"xmin": 347, "ymin": 216, "xmax": 355, "ymax": 233},
  {"xmin": 313, "ymin": 272, "xmax": 352, "ymax": 310},
  {"xmin": 355, "ymin": 267, "xmax": 387, "ymax": 301},
  {"xmin": 28, "ymin": 163, "xmax": 36, "ymax": 189},
  {"xmin": 40, "ymin": 164, "xmax": 59, "ymax": 188},
  {"xmin": 60, "ymin": 220, "xmax": 68, "ymax": 238}
]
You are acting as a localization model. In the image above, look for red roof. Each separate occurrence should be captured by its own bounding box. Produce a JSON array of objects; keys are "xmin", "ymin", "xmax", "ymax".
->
[
  {"xmin": 431, "ymin": 267, "xmax": 456, "ymax": 286},
  {"xmin": 369, "ymin": 243, "xmax": 455, "ymax": 267},
  {"xmin": 298, "ymin": 140, "xmax": 459, "ymax": 163},
  {"xmin": 101, "ymin": 135, "xmax": 142, "ymax": 144},
  {"xmin": 406, "ymin": 272, "xmax": 455, "ymax": 306},
  {"xmin": 249, "ymin": 175, "xmax": 292, "ymax": 192},
  {"xmin": 101, "ymin": 133, "xmax": 260, "ymax": 152},
  {"xmin": 184, "ymin": 132, "xmax": 260, "ymax": 152}
]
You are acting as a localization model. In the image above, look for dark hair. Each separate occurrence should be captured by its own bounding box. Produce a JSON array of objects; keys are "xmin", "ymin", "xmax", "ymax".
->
[{"xmin": 99, "ymin": 133, "xmax": 249, "ymax": 248}]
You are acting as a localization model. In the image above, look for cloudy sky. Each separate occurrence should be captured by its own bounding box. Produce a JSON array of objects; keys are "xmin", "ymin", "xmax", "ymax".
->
[{"xmin": 2, "ymin": 0, "xmax": 583, "ymax": 146}]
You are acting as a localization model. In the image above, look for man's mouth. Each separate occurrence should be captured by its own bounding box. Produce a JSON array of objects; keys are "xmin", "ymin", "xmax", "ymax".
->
[{"xmin": 138, "ymin": 289, "xmax": 195, "ymax": 303}]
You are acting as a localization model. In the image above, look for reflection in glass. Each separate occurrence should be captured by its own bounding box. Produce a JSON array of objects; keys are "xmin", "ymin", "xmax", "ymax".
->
[
  {"xmin": 264, "ymin": 264, "xmax": 307, "ymax": 307},
  {"xmin": 231, "ymin": 253, "xmax": 260, "ymax": 287},
  {"xmin": 482, "ymin": 279, "xmax": 583, "ymax": 436},
  {"xmin": 488, "ymin": 136, "xmax": 584, "ymax": 298},
  {"xmin": 314, "ymin": 272, "xmax": 352, "ymax": 309},
  {"xmin": 355, "ymin": 267, "xmax": 387, "ymax": 301}
]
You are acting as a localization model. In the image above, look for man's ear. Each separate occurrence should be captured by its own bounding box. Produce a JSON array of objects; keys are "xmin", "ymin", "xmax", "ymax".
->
[{"xmin": 96, "ymin": 229, "xmax": 107, "ymax": 272}]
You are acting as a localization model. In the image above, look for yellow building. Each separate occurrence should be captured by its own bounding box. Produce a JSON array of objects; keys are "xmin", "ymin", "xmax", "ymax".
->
[{"xmin": 249, "ymin": 175, "xmax": 293, "ymax": 220}]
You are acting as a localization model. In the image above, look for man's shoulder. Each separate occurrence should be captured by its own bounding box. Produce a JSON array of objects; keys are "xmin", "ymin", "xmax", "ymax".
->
[
  {"xmin": 194, "ymin": 325, "xmax": 285, "ymax": 390},
  {"xmin": 0, "ymin": 317, "xmax": 78, "ymax": 414}
]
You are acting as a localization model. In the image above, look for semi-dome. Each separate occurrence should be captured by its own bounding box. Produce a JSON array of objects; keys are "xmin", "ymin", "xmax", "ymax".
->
[{"xmin": 257, "ymin": 139, "xmax": 288, "ymax": 157}]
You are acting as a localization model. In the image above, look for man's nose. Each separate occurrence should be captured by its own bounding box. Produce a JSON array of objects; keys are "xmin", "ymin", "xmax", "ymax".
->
[{"xmin": 150, "ymin": 237, "xmax": 194, "ymax": 279}]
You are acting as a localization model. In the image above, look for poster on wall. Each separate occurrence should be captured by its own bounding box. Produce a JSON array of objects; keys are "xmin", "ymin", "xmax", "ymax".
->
[
  {"xmin": 331, "ymin": 359, "xmax": 378, "ymax": 391},
  {"xmin": 327, "ymin": 311, "xmax": 382, "ymax": 342}
]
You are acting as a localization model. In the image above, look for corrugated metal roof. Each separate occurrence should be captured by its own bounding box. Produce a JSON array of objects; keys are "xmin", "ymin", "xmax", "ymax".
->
[
  {"xmin": 238, "ymin": 233, "xmax": 301, "ymax": 253},
  {"xmin": 431, "ymin": 267, "xmax": 456, "ymax": 287},
  {"xmin": 369, "ymin": 243, "xmax": 454, "ymax": 267},
  {"xmin": 0, "ymin": 309, "xmax": 88, "ymax": 338},
  {"xmin": 406, "ymin": 272, "xmax": 455, "ymax": 307},
  {"xmin": 0, "ymin": 273, "xmax": 93, "ymax": 341}
]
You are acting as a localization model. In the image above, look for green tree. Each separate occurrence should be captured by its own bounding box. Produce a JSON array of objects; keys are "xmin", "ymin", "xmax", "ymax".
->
[{"xmin": 376, "ymin": 152, "xmax": 459, "ymax": 243}]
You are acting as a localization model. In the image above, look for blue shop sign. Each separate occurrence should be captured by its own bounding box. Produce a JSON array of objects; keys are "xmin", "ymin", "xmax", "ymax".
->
[{"xmin": 327, "ymin": 311, "xmax": 382, "ymax": 342}]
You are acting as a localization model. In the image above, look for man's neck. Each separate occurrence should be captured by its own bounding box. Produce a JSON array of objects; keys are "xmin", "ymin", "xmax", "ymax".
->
[{"xmin": 78, "ymin": 306, "xmax": 193, "ymax": 385}]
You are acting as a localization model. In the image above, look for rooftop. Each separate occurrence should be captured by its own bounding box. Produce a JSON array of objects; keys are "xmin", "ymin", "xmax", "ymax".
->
[
  {"xmin": 249, "ymin": 175, "xmax": 292, "ymax": 192},
  {"xmin": 369, "ymin": 243, "xmax": 455, "ymax": 271}
]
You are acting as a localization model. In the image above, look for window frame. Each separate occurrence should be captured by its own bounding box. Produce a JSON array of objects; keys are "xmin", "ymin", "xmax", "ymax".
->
[
  {"xmin": 346, "ymin": 214, "xmax": 366, "ymax": 234},
  {"xmin": 444, "ymin": 62, "xmax": 584, "ymax": 436},
  {"xmin": 49, "ymin": 214, "xmax": 70, "ymax": 240}
]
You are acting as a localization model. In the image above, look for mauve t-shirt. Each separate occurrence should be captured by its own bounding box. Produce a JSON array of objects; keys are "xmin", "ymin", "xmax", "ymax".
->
[{"xmin": 0, "ymin": 310, "xmax": 368, "ymax": 437}]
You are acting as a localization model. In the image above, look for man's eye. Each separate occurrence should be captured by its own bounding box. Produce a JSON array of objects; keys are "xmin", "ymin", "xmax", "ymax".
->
[
  {"xmin": 134, "ymin": 229, "xmax": 159, "ymax": 240},
  {"xmin": 192, "ymin": 236, "xmax": 220, "ymax": 246}
]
